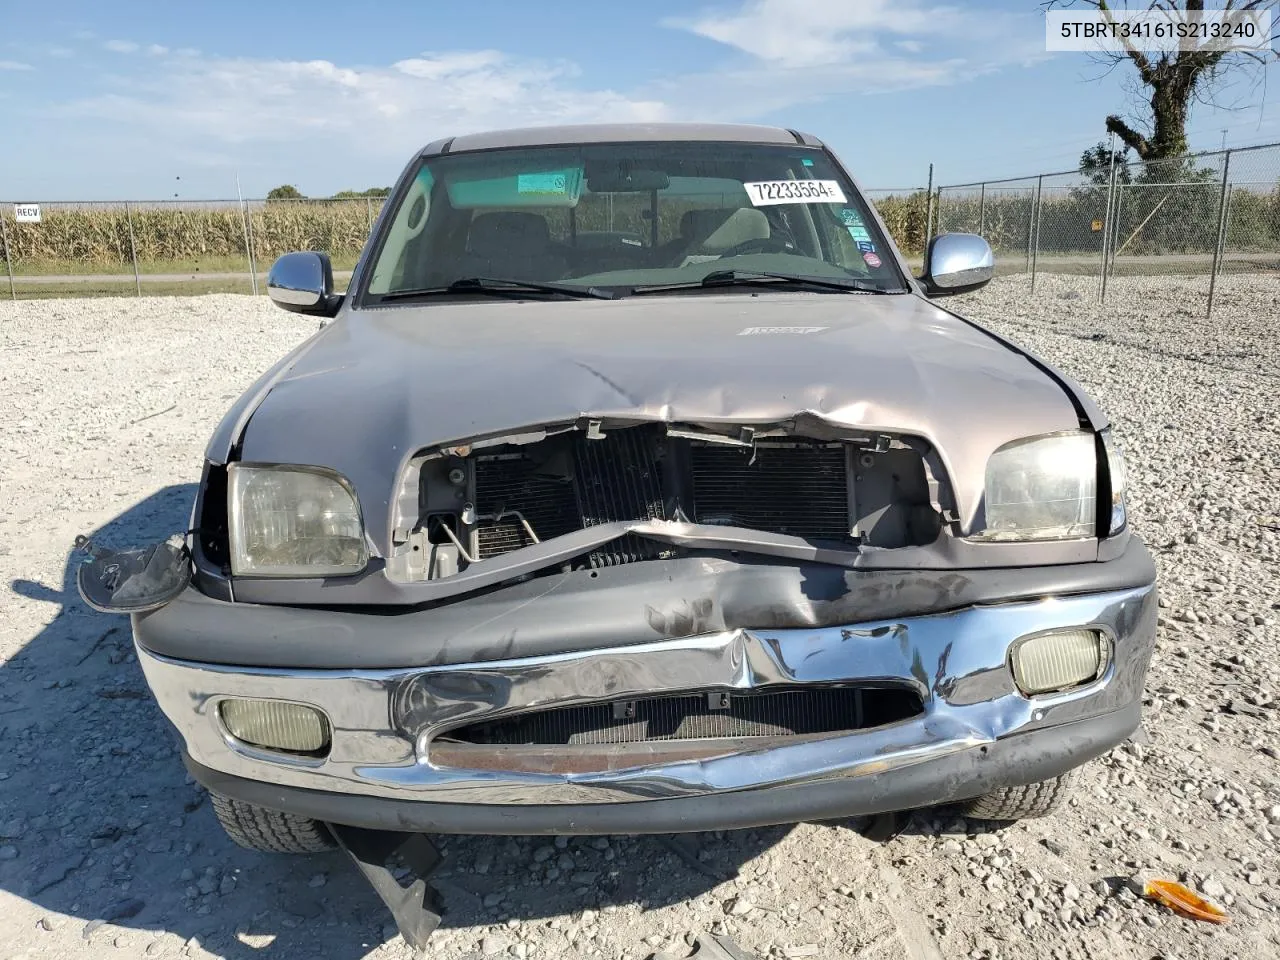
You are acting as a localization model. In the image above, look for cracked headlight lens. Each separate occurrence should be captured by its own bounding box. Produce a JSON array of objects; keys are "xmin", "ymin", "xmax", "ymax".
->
[
  {"xmin": 979, "ymin": 432, "xmax": 1097, "ymax": 541},
  {"xmin": 228, "ymin": 464, "xmax": 368, "ymax": 576}
]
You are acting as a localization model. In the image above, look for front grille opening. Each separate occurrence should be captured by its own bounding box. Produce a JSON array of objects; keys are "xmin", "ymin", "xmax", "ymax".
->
[
  {"xmin": 472, "ymin": 429, "xmax": 670, "ymax": 568},
  {"xmin": 467, "ymin": 427, "xmax": 863, "ymax": 570},
  {"xmin": 690, "ymin": 441, "xmax": 851, "ymax": 540},
  {"xmin": 473, "ymin": 452, "xmax": 579, "ymax": 559},
  {"xmin": 444, "ymin": 686, "xmax": 923, "ymax": 746}
]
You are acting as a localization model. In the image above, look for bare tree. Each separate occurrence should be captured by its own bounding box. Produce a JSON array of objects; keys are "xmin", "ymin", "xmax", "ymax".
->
[{"xmin": 1048, "ymin": 0, "xmax": 1279, "ymax": 160}]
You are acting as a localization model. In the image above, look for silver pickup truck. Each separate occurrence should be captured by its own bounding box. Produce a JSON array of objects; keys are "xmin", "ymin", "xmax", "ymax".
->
[{"xmin": 81, "ymin": 121, "xmax": 1155, "ymax": 946}]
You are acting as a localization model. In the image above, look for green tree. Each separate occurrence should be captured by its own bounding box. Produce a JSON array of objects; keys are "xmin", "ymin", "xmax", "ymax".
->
[
  {"xmin": 1079, "ymin": 142, "xmax": 1133, "ymax": 185},
  {"xmin": 266, "ymin": 184, "xmax": 305, "ymax": 200},
  {"xmin": 330, "ymin": 187, "xmax": 392, "ymax": 199}
]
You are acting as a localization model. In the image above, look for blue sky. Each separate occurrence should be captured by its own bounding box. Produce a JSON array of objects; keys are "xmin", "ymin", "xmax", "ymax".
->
[{"xmin": 1, "ymin": 0, "xmax": 1277, "ymax": 199}]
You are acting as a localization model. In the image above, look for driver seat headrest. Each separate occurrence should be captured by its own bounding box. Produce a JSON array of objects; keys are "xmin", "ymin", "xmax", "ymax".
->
[{"xmin": 693, "ymin": 207, "xmax": 771, "ymax": 253}]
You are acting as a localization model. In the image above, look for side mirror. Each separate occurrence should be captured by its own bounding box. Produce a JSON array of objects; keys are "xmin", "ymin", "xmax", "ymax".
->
[
  {"xmin": 267, "ymin": 252, "xmax": 341, "ymax": 316},
  {"xmin": 919, "ymin": 233, "xmax": 994, "ymax": 297}
]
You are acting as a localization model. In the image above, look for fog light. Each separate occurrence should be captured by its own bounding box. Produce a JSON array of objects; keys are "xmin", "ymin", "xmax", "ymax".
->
[
  {"xmin": 219, "ymin": 698, "xmax": 331, "ymax": 755},
  {"xmin": 1010, "ymin": 629, "xmax": 1109, "ymax": 696}
]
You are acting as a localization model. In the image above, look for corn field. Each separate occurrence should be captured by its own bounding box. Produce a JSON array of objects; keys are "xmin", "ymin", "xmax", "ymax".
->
[
  {"xmin": 0, "ymin": 194, "xmax": 947, "ymax": 269},
  {"xmin": 11, "ymin": 186, "xmax": 1273, "ymax": 272},
  {"xmin": 0, "ymin": 200, "xmax": 385, "ymax": 268},
  {"xmin": 3, "ymin": 140, "xmax": 1278, "ymax": 318},
  {"xmin": 10, "ymin": 189, "xmax": 1276, "ymax": 269}
]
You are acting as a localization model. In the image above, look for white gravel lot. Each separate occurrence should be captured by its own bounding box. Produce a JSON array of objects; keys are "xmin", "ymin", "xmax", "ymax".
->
[{"xmin": 1, "ymin": 275, "xmax": 1278, "ymax": 960}]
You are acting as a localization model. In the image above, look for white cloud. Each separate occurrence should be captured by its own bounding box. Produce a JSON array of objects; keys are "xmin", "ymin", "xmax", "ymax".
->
[
  {"xmin": 0, "ymin": 60, "xmax": 34, "ymax": 71},
  {"xmin": 666, "ymin": 0, "xmax": 968, "ymax": 67},
  {"xmin": 104, "ymin": 40, "xmax": 139, "ymax": 54},
  {"xmin": 652, "ymin": 0, "xmax": 1046, "ymax": 120},
  {"xmin": 45, "ymin": 46, "xmax": 74, "ymax": 59},
  {"xmin": 57, "ymin": 50, "xmax": 670, "ymax": 159},
  {"xmin": 29, "ymin": 7, "xmax": 1046, "ymax": 195},
  {"xmin": 394, "ymin": 50, "xmax": 506, "ymax": 79}
]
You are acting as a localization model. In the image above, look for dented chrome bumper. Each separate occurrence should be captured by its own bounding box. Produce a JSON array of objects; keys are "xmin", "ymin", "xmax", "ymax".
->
[{"xmin": 136, "ymin": 581, "xmax": 1156, "ymax": 819}]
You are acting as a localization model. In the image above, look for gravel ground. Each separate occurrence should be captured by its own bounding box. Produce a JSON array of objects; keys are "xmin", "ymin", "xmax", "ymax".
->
[{"xmin": 1, "ymin": 275, "xmax": 1278, "ymax": 960}]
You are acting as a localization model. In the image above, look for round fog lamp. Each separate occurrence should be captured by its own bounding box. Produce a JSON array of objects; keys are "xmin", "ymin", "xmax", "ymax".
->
[
  {"xmin": 219, "ymin": 698, "xmax": 331, "ymax": 755},
  {"xmin": 1010, "ymin": 629, "xmax": 1109, "ymax": 696}
]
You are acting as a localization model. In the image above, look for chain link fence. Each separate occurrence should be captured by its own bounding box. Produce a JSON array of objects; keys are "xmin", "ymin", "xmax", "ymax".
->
[
  {"xmin": 929, "ymin": 141, "xmax": 1280, "ymax": 314},
  {"xmin": 3, "ymin": 144, "xmax": 1278, "ymax": 311},
  {"xmin": 0, "ymin": 197, "xmax": 386, "ymax": 299}
]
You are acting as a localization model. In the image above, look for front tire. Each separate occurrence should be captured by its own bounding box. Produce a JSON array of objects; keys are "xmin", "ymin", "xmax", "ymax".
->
[
  {"xmin": 959, "ymin": 771, "xmax": 1077, "ymax": 821},
  {"xmin": 210, "ymin": 791, "xmax": 335, "ymax": 854}
]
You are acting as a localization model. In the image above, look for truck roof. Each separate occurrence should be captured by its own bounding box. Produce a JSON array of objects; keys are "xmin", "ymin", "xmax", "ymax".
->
[{"xmin": 421, "ymin": 122, "xmax": 824, "ymax": 156}]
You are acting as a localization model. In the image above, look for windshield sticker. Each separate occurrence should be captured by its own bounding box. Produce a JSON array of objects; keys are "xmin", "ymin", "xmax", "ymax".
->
[
  {"xmin": 744, "ymin": 180, "xmax": 846, "ymax": 207},
  {"xmin": 847, "ymin": 225, "xmax": 871, "ymax": 241},
  {"xmin": 856, "ymin": 240, "xmax": 876, "ymax": 252},
  {"xmin": 517, "ymin": 172, "xmax": 570, "ymax": 195},
  {"xmin": 801, "ymin": 158, "xmax": 815, "ymax": 167},
  {"xmin": 839, "ymin": 208, "xmax": 863, "ymax": 226},
  {"xmin": 449, "ymin": 166, "xmax": 582, "ymax": 208},
  {"xmin": 862, "ymin": 251, "xmax": 882, "ymax": 268},
  {"xmin": 738, "ymin": 326, "xmax": 828, "ymax": 336}
]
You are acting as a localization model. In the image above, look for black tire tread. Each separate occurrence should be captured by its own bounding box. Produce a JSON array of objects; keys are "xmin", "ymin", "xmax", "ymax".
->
[
  {"xmin": 960, "ymin": 771, "xmax": 1077, "ymax": 821},
  {"xmin": 210, "ymin": 791, "xmax": 334, "ymax": 854}
]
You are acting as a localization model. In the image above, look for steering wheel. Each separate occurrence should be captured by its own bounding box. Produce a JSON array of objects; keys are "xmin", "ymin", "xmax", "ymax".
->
[{"xmin": 716, "ymin": 235, "xmax": 794, "ymax": 259}]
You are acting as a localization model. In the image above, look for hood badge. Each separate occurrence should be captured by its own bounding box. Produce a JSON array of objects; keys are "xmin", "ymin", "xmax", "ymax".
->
[{"xmin": 737, "ymin": 325, "xmax": 828, "ymax": 336}]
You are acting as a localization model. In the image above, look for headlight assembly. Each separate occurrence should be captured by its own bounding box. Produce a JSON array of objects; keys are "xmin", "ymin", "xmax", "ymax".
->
[
  {"xmin": 978, "ymin": 432, "xmax": 1097, "ymax": 541},
  {"xmin": 228, "ymin": 464, "xmax": 368, "ymax": 576},
  {"xmin": 1100, "ymin": 428, "xmax": 1127, "ymax": 536}
]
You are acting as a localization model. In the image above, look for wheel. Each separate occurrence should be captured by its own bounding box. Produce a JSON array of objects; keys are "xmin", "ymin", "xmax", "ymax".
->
[
  {"xmin": 959, "ymin": 771, "xmax": 1078, "ymax": 821},
  {"xmin": 210, "ymin": 791, "xmax": 334, "ymax": 854}
]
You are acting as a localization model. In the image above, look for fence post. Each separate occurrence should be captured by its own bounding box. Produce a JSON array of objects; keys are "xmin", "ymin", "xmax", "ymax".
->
[
  {"xmin": 923, "ymin": 163, "xmax": 934, "ymax": 252},
  {"xmin": 1030, "ymin": 174, "xmax": 1043, "ymax": 294},
  {"xmin": 1206, "ymin": 150, "xmax": 1232, "ymax": 319},
  {"xmin": 1099, "ymin": 151, "xmax": 1118, "ymax": 303},
  {"xmin": 0, "ymin": 211, "xmax": 14, "ymax": 301},
  {"xmin": 125, "ymin": 202, "xmax": 141, "ymax": 297},
  {"xmin": 1108, "ymin": 184, "xmax": 1125, "ymax": 272},
  {"xmin": 240, "ymin": 200, "xmax": 259, "ymax": 295},
  {"xmin": 365, "ymin": 196, "xmax": 373, "ymax": 235},
  {"xmin": 978, "ymin": 182, "xmax": 986, "ymax": 235},
  {"xmin": 1023, "ymin": 183, "xmax": 1033, "ymax": 276},
  {"xmin": 1221, "ymin": 181, "xmax": 1234, "ymax": 280}
]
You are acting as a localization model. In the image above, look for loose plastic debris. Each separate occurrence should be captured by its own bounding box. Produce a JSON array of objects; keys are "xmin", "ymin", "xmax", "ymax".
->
[{"xmin": 1143, "ymin": 879, "xmax": 1230, "ymax": 924}]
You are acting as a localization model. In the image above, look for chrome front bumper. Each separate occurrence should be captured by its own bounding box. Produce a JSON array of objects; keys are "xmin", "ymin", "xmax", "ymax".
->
[{"xmin": 137, "ymin": 583, "xmax": 1156, "ymax": 810}]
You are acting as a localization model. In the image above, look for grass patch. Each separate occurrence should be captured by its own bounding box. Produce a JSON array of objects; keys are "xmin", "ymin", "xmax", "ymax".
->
[
  {"xmin": 7, "ymin": 254, "xmax": 361, "ymax": 277},
  {"xmin": 9, "ymin": 279, "xmax": 257, "ymax": 300}
]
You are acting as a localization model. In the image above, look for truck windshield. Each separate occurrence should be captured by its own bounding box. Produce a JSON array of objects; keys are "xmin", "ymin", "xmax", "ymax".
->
[{"xmin": 361, "ymin": 140, "xmax": 905, "ymax": 303}]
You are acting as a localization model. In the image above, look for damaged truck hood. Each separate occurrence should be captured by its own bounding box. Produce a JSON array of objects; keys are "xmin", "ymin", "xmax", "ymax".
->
[{"xmin": 223, "ymin": 292, "xmax": 1098, "ymax": 554}]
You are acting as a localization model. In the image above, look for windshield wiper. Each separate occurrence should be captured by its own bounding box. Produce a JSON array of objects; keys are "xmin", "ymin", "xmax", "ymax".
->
[
  {"xmin": 630, "ymin": 270, "xmax": 900, "ymax": 296},
  {"xmin": 376, "ymin": 277, "xmax": 622, "ymax": 302}
]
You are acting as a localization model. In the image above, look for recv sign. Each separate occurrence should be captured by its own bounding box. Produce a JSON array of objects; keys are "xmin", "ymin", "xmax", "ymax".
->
[{"xmin": 14, "ymin": 204, "xmax": 40, "ymax": 223}]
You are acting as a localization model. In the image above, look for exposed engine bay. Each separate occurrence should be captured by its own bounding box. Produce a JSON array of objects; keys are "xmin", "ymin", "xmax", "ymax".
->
[{"xmin": 386, "ymin": 421, "xmax": 947, "ymax": 583}]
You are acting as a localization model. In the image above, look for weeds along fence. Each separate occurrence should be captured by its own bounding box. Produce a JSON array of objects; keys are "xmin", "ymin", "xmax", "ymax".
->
[{"xmin": 2, "ymin": 141, "xmax": 1279, "ymax": 310}]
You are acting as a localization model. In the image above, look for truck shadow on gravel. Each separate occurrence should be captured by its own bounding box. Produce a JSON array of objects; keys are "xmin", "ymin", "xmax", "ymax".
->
[{"xmin": 2, "ymin": 485, "xmax": 791, "ymax": 959}]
